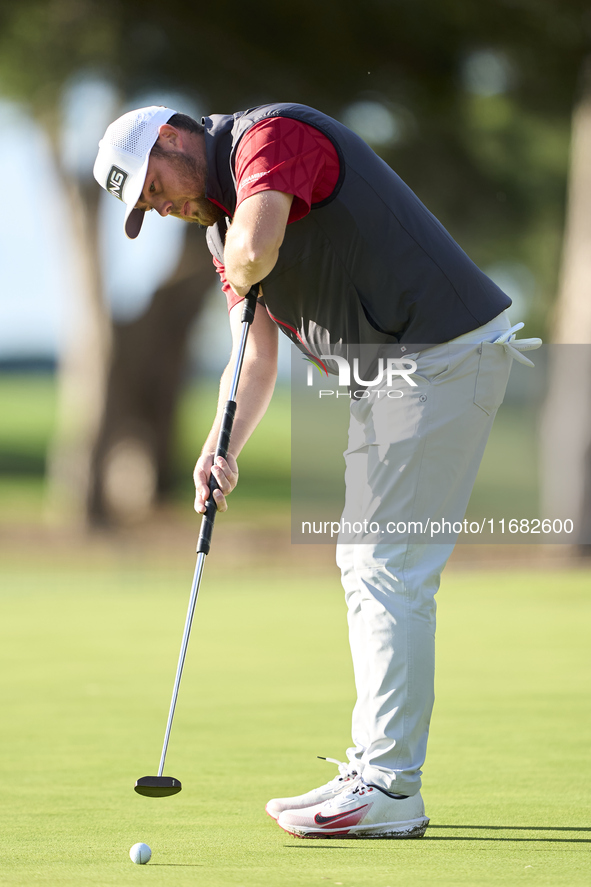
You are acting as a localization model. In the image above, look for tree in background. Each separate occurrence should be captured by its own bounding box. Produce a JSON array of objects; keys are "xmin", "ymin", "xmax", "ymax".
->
[
  {"xmin": 540, "ymin": 56, "xmax": 591, "ymax": 549},
  {"xmin": 0, "ymin": 1, "xmax": 217, "ymax": 525},
  {"xmin": 0, "ymin": 0, "xmax": 588, "ymax": 529}
]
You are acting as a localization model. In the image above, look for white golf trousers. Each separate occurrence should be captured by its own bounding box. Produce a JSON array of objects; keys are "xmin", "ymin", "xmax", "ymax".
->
[{"xmin": 336, "ymin": 310, "xmax": 514, "ymax": 795}]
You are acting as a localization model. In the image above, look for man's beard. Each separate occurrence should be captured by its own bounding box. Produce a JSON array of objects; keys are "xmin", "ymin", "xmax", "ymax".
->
[{"xmin": 165, "ymin": 150, "xmax": 227, "ymax": 226}]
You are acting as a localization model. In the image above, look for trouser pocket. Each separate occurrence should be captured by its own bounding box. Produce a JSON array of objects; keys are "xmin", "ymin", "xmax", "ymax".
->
[{"xmin": 473, "ymin": 343, "xmax": 512, "ymax": 415}]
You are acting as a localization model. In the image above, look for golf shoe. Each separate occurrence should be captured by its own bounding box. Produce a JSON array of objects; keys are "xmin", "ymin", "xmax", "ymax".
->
[{"xmin": 276, "ymin": 776, "xmax": 429, "ymax": 838}]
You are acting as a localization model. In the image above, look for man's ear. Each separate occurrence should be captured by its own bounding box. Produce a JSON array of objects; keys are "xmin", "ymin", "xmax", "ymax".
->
[{"xmin": 156, "ymin": 123, "xmax": 182, "ymax": 150}]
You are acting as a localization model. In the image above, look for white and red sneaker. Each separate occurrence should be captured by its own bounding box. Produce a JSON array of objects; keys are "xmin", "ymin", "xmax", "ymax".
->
[
  {"xmin": 276, "ymin": 777, "xmax": 429, "ymax": 839},
  {"xmin": 265, "ymin": 758, "xmax": 359, "ymax": 821}
]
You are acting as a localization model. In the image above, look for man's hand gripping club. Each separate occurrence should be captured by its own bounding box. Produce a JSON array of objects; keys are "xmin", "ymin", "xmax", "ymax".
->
[{"xmin": 194, "ymin": 452, "xmax": 239, "ymax": 515}]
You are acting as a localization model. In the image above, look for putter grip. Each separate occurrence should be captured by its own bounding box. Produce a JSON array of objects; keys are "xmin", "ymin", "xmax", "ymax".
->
[
  {"xmin": 197, "ymin": 400, "xmax": 237, "ymax": 555},
  {"xmin": 241, "ymin": 290, "xmax": 257, "ymax": 324}
]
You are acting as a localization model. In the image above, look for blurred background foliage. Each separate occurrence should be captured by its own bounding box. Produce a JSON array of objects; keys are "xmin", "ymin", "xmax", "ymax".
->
[
  {"xmin": 2, "ymin": 0, "xmax": 588, "ymax": 324},
  {"xmin": 0, "ymin": 0, "xmax": 589, "ymax": 531}
]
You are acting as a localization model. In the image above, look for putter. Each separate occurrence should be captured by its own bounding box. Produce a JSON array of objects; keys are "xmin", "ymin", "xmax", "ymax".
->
[{"xmin": 135, "ymin": 286, "xmax": 258, "ymax": 798}]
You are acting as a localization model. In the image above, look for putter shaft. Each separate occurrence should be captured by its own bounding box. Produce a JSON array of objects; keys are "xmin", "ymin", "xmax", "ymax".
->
[
  {"xmin": 157, "ymin": 551, "xmax": 206, "ymax": 777},
  {"xmin": 152, "ymin": 287, "xmax": 258, "ymax": 782}
]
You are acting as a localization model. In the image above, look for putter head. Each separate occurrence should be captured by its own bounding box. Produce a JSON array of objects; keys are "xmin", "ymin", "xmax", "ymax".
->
[{"xmin": 134, "ymin": 775, "xmax": 182, "ymax": 797}]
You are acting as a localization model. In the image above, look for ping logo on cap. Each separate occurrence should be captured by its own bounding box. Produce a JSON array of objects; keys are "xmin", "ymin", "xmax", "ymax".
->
[{"xmin": 107, "ymin": 165, "xmax": 128, "ymax": 200}]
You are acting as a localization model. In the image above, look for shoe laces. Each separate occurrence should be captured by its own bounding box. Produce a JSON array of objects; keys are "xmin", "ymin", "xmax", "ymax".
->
[
  {"xmin": 350, "ymin": 776, "xmax": 367, "ymax": 795},
  {"xmin": 317, "ymin": 756, "xmax": 359, "ymax": 784}
]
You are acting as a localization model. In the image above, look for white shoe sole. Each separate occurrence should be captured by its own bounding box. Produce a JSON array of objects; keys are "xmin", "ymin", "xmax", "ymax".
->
[{"xmin": 278, "ymin": 815, "xmax": 429, "ymax": 839}]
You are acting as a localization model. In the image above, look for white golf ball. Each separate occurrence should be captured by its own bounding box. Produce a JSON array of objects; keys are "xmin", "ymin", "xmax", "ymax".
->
[{"xmin": 129, "ymin": 842, "xmax": 152, "ymax": 865}]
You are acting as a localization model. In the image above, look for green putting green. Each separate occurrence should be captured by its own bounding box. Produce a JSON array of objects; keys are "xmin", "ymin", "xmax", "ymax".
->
[{"xmin": 0, "ymin": 560, "xmax": 589, "ymax": 886}]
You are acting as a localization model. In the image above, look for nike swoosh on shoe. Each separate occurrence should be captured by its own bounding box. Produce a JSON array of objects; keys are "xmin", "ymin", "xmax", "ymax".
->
[{"xmin": 314, "ymin": 805, "xmax": 369, "ymax": 827}]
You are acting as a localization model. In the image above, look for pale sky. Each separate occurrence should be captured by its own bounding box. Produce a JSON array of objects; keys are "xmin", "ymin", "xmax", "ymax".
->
[
  {"xmin": 0, "ymin": 94, "xmax": 233, "ymax": 372},
  {"xmin": 0, "ymin": 102, "xmax": 71, "ymax": 357}
]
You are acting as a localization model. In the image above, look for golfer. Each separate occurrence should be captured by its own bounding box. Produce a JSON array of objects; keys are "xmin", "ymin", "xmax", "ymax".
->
[{"xmin": 94, "ymin": 103, "xmax": 538, "ymax": 838}]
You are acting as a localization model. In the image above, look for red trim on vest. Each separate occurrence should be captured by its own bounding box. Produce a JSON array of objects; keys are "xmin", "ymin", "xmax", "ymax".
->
[
  {"xmin": 208, "ymin": 196, "xmax": 231, "ymax": 215},
  {"xmin": 265, "ymin": 308, "xmax": 329, "ymax": 376}
]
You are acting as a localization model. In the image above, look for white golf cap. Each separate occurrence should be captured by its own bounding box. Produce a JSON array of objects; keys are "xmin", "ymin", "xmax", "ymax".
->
[{"xmin": 93, "ymin": 105, "xmax": 176, "ymax": 239}]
